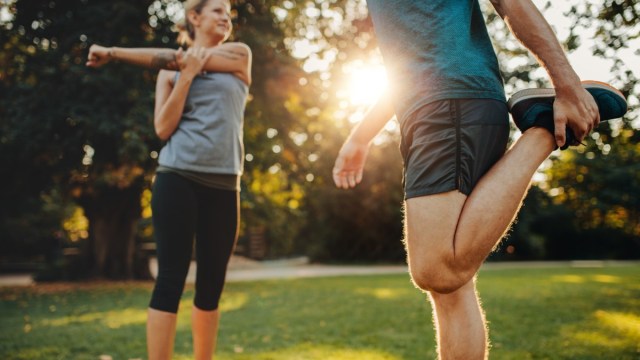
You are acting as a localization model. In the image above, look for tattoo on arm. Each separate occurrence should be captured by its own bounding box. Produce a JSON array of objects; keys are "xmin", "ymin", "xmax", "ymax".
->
[{"xmin": 150, "ymin": 51, "xmax": 179, "ymax": 70}]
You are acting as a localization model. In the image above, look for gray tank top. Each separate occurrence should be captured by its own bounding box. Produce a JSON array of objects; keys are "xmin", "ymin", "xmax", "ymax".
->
[{"xmin": 158, "ymin": 71, "xmax": 248, "ymax": 175}]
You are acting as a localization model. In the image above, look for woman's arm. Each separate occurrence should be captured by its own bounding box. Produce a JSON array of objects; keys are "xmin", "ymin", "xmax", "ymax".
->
[
  {"xmin": 86, "ymin": 45, "xmax": 179, "ymax": 70},
  {"xmin": 206, "ymin": 43, "xmax": 252, "ymax": 85},
  {"xmin": 153, "ymin": 47, "xmax": 210, "ymax": 140},
  {"xmin": 87, "ymin": 42, "xmax": 252, "ymax": 85},
  {"xmin": 154, "ymin": 70, "xmax": 181, "ymax": 141}
]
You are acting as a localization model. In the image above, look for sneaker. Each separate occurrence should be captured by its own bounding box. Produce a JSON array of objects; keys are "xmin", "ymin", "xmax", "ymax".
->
[{"xmin": 508, "ymin": 80, "xmax": 628, "ymax": 149}]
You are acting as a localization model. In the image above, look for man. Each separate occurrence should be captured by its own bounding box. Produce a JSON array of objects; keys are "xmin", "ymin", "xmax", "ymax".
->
[{"xmin": 332, "ymin": 0, "xmax": 627, "ymax": 359}]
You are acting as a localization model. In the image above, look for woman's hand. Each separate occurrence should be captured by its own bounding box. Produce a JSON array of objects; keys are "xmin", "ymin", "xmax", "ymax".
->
[
  {"xmin": 86, "ymin": 44, "xmax": 112, "ymax": 68},
  {"xmin": 176, "ymin": 47, "xmax": 211, "ymax": 79}
]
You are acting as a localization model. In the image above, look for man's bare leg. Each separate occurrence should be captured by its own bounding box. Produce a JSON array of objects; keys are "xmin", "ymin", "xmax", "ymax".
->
[
  {"xmin": 429, "ymin": 279, "xmax": 487, "ymax": 360},
  {"xmin": 405, "ymin": 192, "xmax": 483, "ymax": 359},
  {"xmin": 404, "ymin": 128, "xmax": 555, "ymax": 359},
  {"xmin": 405, "ymin": 127, "xmax": 556, "ymax": 293}
]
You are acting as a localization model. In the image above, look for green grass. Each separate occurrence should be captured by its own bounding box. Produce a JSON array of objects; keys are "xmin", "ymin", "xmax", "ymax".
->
[{"xmin": 1, "ymin": 264, "xmax": 639, "ymax": 359}]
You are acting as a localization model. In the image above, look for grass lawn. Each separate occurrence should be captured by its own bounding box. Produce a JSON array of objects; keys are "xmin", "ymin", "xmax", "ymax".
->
[{"xmin": 1, "ymin": 264, "xmax": 639, "ymax": 360}]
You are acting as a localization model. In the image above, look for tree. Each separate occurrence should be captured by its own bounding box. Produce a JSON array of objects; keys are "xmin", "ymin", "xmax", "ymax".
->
[
  {"xmin": 537, "ymin": 0, "xmax": 640, "ymax": 257},
  {"xmin": 264, "ymin": 0, "xmax": 411, "ymax": 261},
  {"xmin": 2, "ymin": 0, "xmax": 638, "ymax": 275},
  {"xmin": 0, "ymin": 0, "xmax": 171, "ymax": 278},
  {"xmin": 0, "ymin": 0, "xmax": 336, "ymax": 276}
]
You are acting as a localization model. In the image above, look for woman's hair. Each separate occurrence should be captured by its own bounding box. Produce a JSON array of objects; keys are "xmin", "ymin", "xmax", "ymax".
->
[{"xmin": 176, "ymin": 0, "xmax": 211, "ymax": 46}]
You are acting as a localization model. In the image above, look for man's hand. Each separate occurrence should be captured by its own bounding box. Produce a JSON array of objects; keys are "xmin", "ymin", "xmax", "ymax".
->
[
  {"xmin": 553, "ymin": 85, "xmax": 600, "ymax": 147},
  {"xmin": 86, "ymin": 44, "xmax": 112, "ymax": 68},
  {"xmin": 332, "ymin": 140, "xmax": 370, "ymax": 189}
]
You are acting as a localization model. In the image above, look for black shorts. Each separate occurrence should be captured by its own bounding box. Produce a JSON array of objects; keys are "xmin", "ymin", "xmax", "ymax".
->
[{"xmin": 400, "ymin": 98, "xmax": 510, "ymax": 199}]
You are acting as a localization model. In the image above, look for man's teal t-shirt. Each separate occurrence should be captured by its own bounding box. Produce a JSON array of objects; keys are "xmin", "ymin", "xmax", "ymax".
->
[{"xmin": 367, "ymin": 0, "xmax": 505, "ymax": 123}]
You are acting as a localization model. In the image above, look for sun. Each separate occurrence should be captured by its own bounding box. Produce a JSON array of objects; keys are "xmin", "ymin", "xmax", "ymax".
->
[{"xmin": 344, "ymin": 62, "xmax": 388, "ymax": 107}]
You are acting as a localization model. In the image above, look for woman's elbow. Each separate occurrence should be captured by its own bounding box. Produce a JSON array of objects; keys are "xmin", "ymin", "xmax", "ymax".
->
[
  {"xmin": 155, "ymin": 126, "xmax": 172, "ymax": 141},
  {"xmin": 242, "ymin": 73, "xmax": 252, "ymax": 86},
  {"xmin": 154, "ymin": 116, "xmax": 177, "ymax": 140}
]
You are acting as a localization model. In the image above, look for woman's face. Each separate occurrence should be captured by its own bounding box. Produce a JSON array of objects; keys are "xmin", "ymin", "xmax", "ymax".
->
[{"xmin": 192, "ymin": 0, "xmax": 232, "ymax": 42}]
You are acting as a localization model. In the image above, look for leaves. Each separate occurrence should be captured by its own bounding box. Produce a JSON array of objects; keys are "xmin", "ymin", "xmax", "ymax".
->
[{"xmin": 0, "ymin": 0, "xmax": 638, "ymax": 268}]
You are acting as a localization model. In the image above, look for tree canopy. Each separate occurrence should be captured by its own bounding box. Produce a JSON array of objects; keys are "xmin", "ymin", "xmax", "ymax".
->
[{"xmin": 0, "ymin": 0, "xmax": 638, "ymax": 279}]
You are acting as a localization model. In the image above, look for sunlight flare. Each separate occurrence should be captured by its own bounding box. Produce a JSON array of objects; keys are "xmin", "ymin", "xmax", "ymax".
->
[{"xmin": 343, "ymin": 62, "xmax": 388, "ymax": 107}]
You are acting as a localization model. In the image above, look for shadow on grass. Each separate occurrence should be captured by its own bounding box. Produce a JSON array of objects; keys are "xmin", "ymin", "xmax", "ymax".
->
[{"xmin": 479, "ymin": 266, "xmax": 640, "ymax": 360}]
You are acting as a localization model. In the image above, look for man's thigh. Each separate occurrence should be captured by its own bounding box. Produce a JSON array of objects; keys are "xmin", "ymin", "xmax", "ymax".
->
[{"xmin": 404, "ymin": 190, "xmax": 467, "ymax": 265}]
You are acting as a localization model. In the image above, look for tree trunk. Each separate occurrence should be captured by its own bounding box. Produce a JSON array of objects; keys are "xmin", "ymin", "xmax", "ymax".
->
[{"xmin": 81, "ymin": 183, "xmax": 143, "ymax": 279}]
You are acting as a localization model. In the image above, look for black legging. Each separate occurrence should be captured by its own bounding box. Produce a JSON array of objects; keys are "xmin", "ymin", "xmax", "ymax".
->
[{"xmin": 149, "ymin": 171, "xmax": 239, "ymax": 313}]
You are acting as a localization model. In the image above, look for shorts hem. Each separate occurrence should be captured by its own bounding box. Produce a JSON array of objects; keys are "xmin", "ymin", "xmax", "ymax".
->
[{"xmin": 404, "ymin": 185, "xmax": 469, "ymax": 200}]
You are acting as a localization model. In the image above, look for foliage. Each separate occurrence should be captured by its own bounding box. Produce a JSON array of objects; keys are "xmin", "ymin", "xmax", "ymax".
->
[
  {"xmin": 264, "ymin": 0, "xmax": 408, "ymax": 261},
  {"xmin": 529, "ymin": 0, "xmax": 640, "ymax": 258},
  {"xmin": 1, "ymin": 0, "xmax": 639, "ymax": 276},
  {"xmin": 567, "ymin": 0, "xmax": 640, "ymax": 104},
  {"xmin": 0, "ymin": 0, "xmax": 161, "ymax": 278},
  {"xmin": 1, "ymin": 264, "xmax": 639, "ymax": 359},
  {"xmin": 487, "ymin": 0, "xmax": 640, "ymax": 260},
  {"xmin": 539, "ymin": 126, "xmax": 640, "ymax": 256},
  {"xmin": 0, "ymin": 0, "xmax": 322, "ymax": 274},
  {"xmin": 301, "ymin": 138, "xmax": 405, "ymax": 262},
  {"xmin": 233, "ymin": 0, "xmax": 315, "ymax": 258}
]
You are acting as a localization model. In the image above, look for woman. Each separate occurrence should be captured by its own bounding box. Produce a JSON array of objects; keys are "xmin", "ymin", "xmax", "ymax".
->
[{"xmin": 86, "ymin": 0, "xmax": 251, "ymax": 358}]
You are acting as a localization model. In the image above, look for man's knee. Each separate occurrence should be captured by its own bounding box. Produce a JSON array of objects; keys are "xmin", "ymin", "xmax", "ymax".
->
[{"xmin": 409, "ymin": 257, "xmax": 473, "ymax": 294}]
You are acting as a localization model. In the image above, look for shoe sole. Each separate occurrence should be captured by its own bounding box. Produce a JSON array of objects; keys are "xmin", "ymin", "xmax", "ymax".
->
[{"xmin": 508, "ymin": 80, "xmax": 626, "ymax": 112}]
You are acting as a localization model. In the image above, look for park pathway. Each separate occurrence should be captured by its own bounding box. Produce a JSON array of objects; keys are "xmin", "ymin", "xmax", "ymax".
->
[
  {"xmin": 1, "ymin": 257, "xmax": 637, "ymax": 287},
  {"xmin": 0, "ymin": 256, "xmax": 407, "ymax": 287},
  {"xmin": 153, "ymin": 256, "xmax": 409, "ymax": 283}
]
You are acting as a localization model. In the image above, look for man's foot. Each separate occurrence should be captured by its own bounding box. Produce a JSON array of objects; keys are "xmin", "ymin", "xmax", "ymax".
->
[{"xmin": 507, "ymin": 80, "xmax": 628, "ymax": 149}]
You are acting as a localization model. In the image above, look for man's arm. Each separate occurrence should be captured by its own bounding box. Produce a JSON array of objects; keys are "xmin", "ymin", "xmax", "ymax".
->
[
  {"xmin": 490, "ymin": 0, "xmax": 599, "ymax": 147},
  {"xmin": 86, "ymin": 42, "xmax": 252, "ymax": 85},
  {"xmin": 333, "ymin": 95, "xmax": 395, "ymax": 189}
]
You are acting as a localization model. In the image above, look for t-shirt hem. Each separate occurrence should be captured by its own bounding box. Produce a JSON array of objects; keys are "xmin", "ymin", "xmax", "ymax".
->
[
  {"xmin": 157, "ymin": 163, "xmax": 242, "ymax": 176},
  {"xmin": 401, "ymin": 90, "xmax": 506, "ymax": 123},
  {"xmin": 156, "ymin": 165, "xmax": 240, "ymax": 191}
]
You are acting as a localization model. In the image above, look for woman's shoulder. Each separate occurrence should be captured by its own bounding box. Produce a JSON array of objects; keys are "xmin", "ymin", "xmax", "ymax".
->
[{"xmin": 217, "ymin": 42, "xmax": 252, "ymax": 56}]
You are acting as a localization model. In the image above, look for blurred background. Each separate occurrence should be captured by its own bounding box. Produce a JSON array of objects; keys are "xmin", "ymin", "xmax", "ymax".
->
[{"xmin": 0, "ymin": 0, "xmax": 638, "ymax": 281}]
